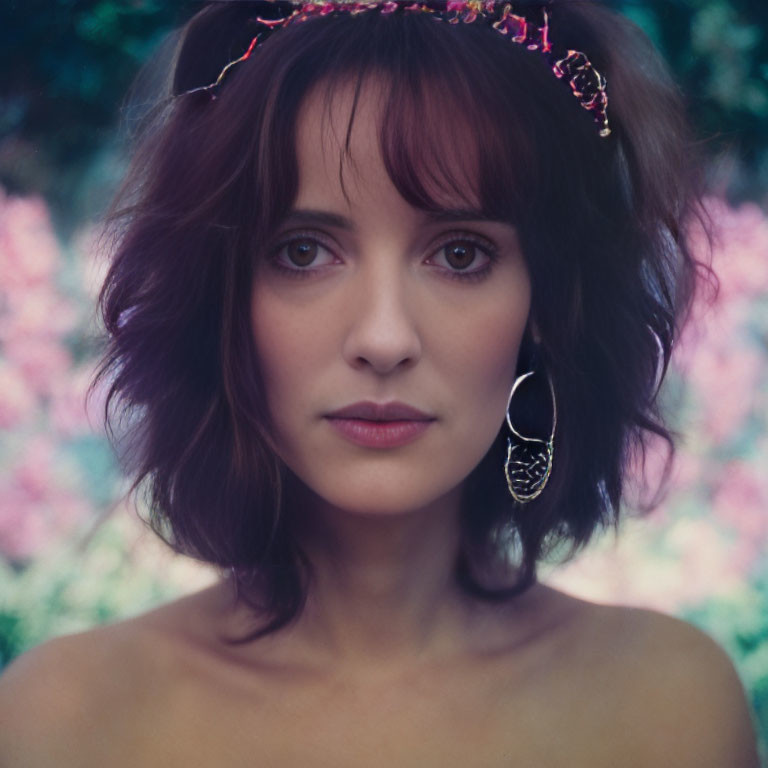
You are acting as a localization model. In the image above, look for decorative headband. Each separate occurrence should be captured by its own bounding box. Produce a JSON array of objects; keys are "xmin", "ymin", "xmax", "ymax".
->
[{"xmin": 180, "ymin": 0, "xmax": 611, "ymax": 138}]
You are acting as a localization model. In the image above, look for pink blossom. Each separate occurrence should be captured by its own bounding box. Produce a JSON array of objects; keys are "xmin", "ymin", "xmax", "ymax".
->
[
  {"xmin": 676, "ymin": 294, "xmax": 752, "ymax": 371},
  {"xmin": 710, "ymin": 460, "xmax": 768, "ymax": 568},
  {"xmin": 0, "ymin": 484, "xmax": 90, "ymax": 562},
  {"xmin": 668, "ymin": 444, "xmax": 707, "ymax": 491},
  {"xmin": 548, "ymin": 517, "xmax": 744, "ymax": 611},
  {"xmin": 12, "ymin": 434, "xmax": 57, "ymax": 499},
  {"xmin": 676, "ymin": 333, "xmax": 763, "ymax": 447},
  {"xmin": 72, "ymin": 222, "xmax": 110, "ymax": 301},
  {"xmin": 671, "ymin": 200, "xmax": 768, "ymax": 451},
  {"xmin": 2, "ymin": 335, "xmax": 72, "ymax": 399},
  {"xmin": 0, "ymin": 284, "xmax": 79, "ymax": 342},
  {"xmin": 703, "ymin": 198, "xmax": 768, "ymax": 301},
  {"xmin": 47, "ymin": 492, "xmax": 92, "ymax": 540},
  {"xmin": 0, "ymin": 360, "xmax": 38, "ymax": 428},
  {"xmin": 678, "ymin": 196, "xmax": 768, "ymax": 353},
  {"xmin": 0, "ymin": 189, "xmax": 62, "ymax": 290},
  {"xmin": 626, "ymin": 441, "xmax": 708, "ymax": 529},
  {"xmin": 49, "ymin": 363, "xmax": 110, "ymax": 438},
  {"xmin": 0, "ymin": 434, "xmax": 93, "ymax": 560},
  {"xmin": 0, "ymin": 483, "xmax": 51, "ymax": 561},
  {"xmin": 657, "ymin": 517, "xmax": 746, "ymax": 602}
]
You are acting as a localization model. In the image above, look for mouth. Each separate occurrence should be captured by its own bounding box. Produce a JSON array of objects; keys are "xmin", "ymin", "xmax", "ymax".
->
[
  {"xmin": 324, "ymin": 400, "xmax": 436, "ymax": 422},
  {"xmin": 324, "ymin": 416, "xmax": 434, "ymax": 449}
]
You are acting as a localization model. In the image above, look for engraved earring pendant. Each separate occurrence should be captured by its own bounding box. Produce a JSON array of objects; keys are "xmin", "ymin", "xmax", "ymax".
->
[{"xmin": 503, "ymin": 367, "xmax": 557, "ymax": 503}]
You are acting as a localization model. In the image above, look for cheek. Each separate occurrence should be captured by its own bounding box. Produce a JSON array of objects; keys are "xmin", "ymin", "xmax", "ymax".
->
[
  {"xmin": 250, "ymin": 290, "xmax": 311, "ymax": 417},
  {"xmin": 445, "ymin": 286, "xmax": 530, "ymax": 436}
]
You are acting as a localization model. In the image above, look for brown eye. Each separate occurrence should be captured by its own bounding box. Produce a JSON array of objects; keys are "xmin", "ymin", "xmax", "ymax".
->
[
  {"xmin": 286, "ymin": 239, "xmax": 318, "ymax": 267},
  {"xmin": 443, "ymin": 240, "xmax": 478, "ymax": 271}
]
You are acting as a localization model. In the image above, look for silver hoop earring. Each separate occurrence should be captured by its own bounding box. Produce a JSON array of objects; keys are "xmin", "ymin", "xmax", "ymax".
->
[{"xmin": 504, "ymin": 366, "xmax": 557, "ymax": 503}]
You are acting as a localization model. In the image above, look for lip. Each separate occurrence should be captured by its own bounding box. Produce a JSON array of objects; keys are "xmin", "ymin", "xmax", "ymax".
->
[
  {"xmin": 325, "ymin": 400, "xmax": 435, "ymax": 421},
  {"xmin": 326, "ymin": 418, "xmax": 434, "ymax": 448}
]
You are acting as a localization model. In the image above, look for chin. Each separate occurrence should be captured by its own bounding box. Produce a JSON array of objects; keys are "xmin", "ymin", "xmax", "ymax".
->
[{"xmin": 296, "ymin": 472, "xmax": 464, "ymax": 518}]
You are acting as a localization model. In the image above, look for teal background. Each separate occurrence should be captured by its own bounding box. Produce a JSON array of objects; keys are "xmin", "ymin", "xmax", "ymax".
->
[{"xmin": 1, "ymin": 1, "xmax": 767, "ymax": 762}]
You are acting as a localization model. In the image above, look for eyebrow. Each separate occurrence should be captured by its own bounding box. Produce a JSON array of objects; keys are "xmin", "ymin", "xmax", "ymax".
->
[{"xmin": 279, "ymin": 208, "xmax": 511, "ymax": 230}]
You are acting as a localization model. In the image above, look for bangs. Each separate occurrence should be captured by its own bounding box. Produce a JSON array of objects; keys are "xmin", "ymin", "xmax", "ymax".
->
[
  {"xmin": 334, "ymin": 65, "xmax": 529, "ymax": 224},
  {"xmin": 238, "ymin": 6, "xmax": 551, "ymax": 237}
]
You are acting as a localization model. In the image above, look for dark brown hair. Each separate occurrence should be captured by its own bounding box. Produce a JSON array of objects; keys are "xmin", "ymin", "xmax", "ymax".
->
[{"xmin": 89, "ymin": 0, "xmax": 715, "ymax": 643}]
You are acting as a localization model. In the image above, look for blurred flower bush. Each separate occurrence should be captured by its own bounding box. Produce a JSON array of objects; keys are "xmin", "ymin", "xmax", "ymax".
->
[
  {"xmin": 1, "ymin": 1, "xmax": 767, "ymax": 217},
  {"xmin": 0, "ymin": 186, "xmax": 218, "ymax": 664},
  {"xmin": 543, "ymin": 195, "xmax": 768, "ymax": 759},
  {"xmin": 1, "ymin": 0, "xmax": 767, "ymax": 761},
  {"xmin": 1, "ymin": 185, "xmax": 767, "ymax": 759}
]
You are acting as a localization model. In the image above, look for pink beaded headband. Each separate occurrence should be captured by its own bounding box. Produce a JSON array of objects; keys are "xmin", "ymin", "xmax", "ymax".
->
[{"xmin": 181, "ymin": 0, "xmax": 611, "ymax": 138}]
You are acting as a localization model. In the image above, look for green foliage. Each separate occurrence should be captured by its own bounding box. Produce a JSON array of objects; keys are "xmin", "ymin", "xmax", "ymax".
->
[
  {"xmin": 679, "ymin": 569, "xmax": 768, "ymax": 763},
  {"xmin": 1, "ymin": 1, "xmax": 766, "ymax": 226},
  {"xmin": 0, "ymin": 610, "xmax": 24, "ymax": 669},
  {"xmin": 0, "ymin": 0, "xmax": 197, "ymax": 228},
  {"xmin": 606, "ymin": 0, "xmax": 768, "ymax": 203}
]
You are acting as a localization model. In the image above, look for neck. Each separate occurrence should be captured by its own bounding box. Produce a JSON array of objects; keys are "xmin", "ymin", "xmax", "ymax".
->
[
  {"xmin": 281, "ymin": 482, "xmax": 476, "ymax": 672},
  {"xmin": 298, "ymin": 499, "xmax": 473, "ymax": 667},
  {"xmin": 212, "ymin": 484, "xmax": 540, "ymax": 676}
]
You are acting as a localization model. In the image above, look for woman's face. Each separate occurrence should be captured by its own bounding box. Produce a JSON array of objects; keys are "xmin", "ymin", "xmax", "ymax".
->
[{"xmin": 251, "ymin": 78, "xmax": 531, "ymax": 518}]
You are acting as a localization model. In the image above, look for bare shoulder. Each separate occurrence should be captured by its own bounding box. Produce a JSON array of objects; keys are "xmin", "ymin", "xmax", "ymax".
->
[
  {"xmin": 0, "ymin": 629, "xmax": 105, "ymax": 766},
  {"xmin": 565, "ymin": 595, "xmax": 761, "ymax": 768},
  {"xmin": 0, "ymin": 618, "xmax": 176, "ymax": 767}
]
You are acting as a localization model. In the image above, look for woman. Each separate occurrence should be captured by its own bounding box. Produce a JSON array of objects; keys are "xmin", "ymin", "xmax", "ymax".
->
[{"xmin": 0, "ymin": 1, "xmax": 760, "ymax": 765}]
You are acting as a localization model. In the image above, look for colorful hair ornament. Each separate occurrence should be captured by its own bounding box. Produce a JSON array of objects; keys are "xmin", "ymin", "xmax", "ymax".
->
[{"xmin": 180, "ymin": 0, "xmax": 611, "ymax": 138}]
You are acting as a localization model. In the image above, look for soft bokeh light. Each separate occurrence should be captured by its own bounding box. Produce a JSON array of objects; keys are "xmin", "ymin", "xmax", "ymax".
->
[{"xmin": 0, "ymin": 188, "xmax": 766, "ymax": 756}]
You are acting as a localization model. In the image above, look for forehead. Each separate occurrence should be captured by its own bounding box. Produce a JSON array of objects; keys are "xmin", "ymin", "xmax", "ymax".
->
[{"xmin": 293, "ymin": 72, "xmax": 483, "ymax": 210}]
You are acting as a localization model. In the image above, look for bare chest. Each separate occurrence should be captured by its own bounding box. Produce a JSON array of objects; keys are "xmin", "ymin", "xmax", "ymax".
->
[{"xmin": 90, "ymin": 648, "xmax": 643, "ymax": 768}]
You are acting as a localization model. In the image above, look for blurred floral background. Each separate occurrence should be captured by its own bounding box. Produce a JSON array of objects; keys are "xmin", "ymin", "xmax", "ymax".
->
[{"xmin": 1, "ymin": 0, "xmax": 767, "ymax": 762}]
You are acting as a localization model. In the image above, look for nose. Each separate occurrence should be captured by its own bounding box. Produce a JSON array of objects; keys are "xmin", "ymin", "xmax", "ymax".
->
[{"xmin": 341, "ymin": 260, "xmax": 422, "ymax": 375}]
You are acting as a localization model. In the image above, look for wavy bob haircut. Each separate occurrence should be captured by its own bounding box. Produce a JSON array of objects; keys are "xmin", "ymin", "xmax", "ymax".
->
[{"xmin": 90, "ymin": 0, "xmax": 714, "ymax": 643}]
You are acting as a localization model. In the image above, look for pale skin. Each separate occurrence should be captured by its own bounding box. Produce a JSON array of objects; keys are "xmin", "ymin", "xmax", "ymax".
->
[
  {"xmin": 247, "ymin": 73, "xmax": 534, "ymax": 674},
  {"xmin": 0, "ymin": 76, "xmax": 760, "ymax": 767}
]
